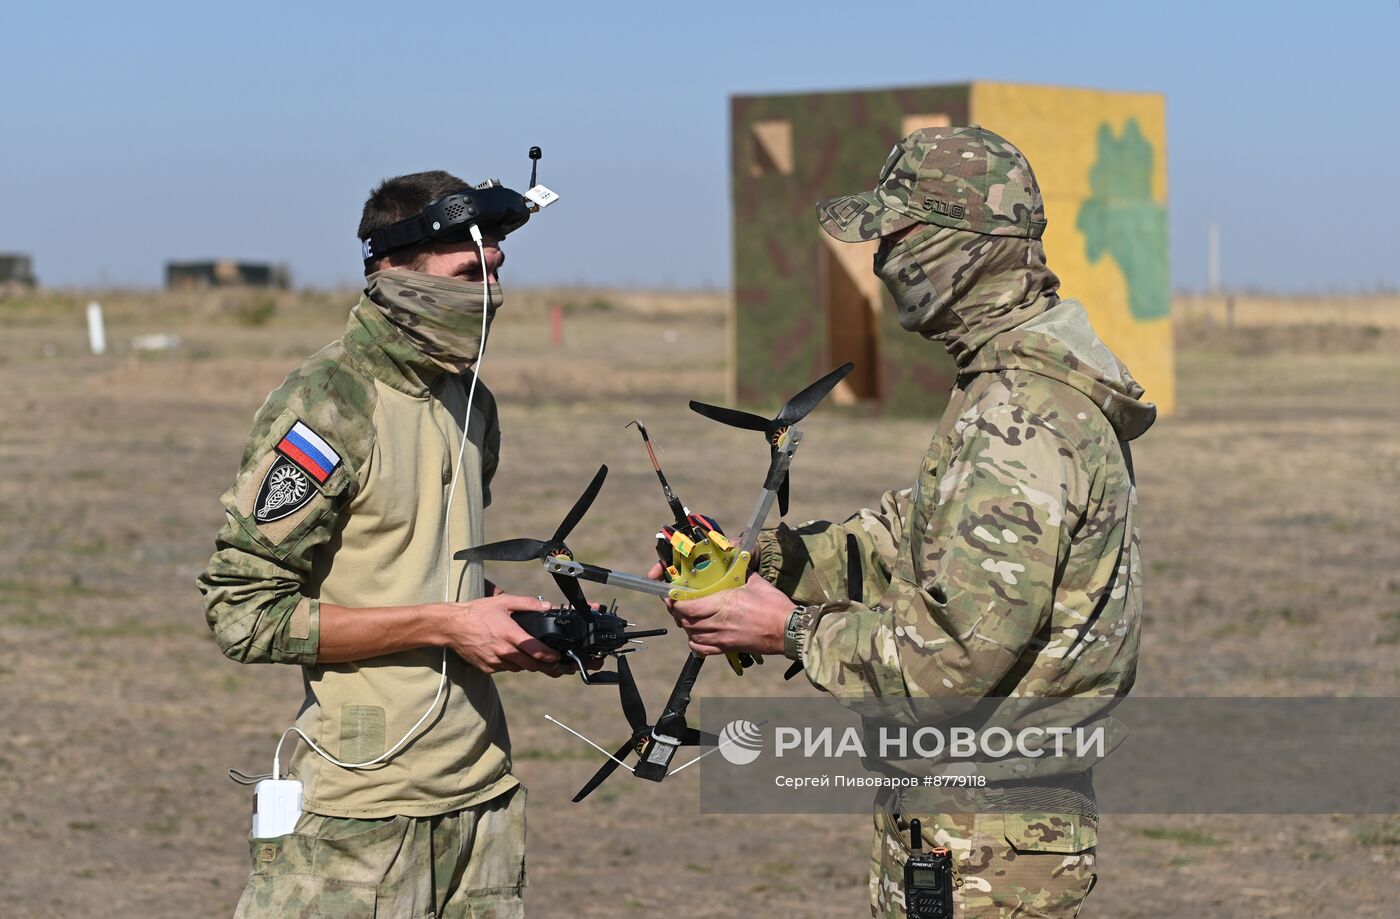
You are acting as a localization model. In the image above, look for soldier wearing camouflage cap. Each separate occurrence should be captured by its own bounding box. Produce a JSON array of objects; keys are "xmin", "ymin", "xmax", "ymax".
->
[
  {"xmin": 671, "ymin": 126, "xmax": 1153, "ymax": 917},
  {"xmin": 199, "ymin": 170, "xmax": 566, "ymax": 917}
]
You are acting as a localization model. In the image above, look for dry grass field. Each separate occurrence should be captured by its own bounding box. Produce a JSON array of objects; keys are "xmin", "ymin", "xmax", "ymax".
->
[
  {"xmin": 1, "ymin": 287, "xmax": 1397, "ymax": 917},
  {"xmin": 1175, "ymin": 292, "xmax": 1400, "ymax": 330}
]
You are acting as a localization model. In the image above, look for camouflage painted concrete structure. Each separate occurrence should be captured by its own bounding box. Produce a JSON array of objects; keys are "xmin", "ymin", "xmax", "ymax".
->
[{"xmin": 731, "ymin": 82, "xmax": 1173, "ymax": 416}]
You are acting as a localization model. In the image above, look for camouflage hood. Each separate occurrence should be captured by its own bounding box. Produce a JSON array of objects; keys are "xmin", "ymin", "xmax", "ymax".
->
[
  {"xmin": 966, "ymin": 298, "xmax": 1158, "ymax": 441},
  {"xmin": 874, "ymin": 224, "xmax": 1061, "ymax": 366},
  {"xmin": 875, "ymin": 224, "xmax": 1155, "ymax": 441}
]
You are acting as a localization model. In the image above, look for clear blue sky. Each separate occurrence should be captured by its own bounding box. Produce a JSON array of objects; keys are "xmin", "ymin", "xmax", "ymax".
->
[{"xmin": 2, "ymin": 1, "xmax": 1396, "ymax": 292}]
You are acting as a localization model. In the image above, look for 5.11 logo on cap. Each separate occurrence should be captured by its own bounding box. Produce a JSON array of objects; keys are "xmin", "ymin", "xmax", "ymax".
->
[{"xmin": 923, "ymin": 197, "xmax": 966, "ymax": 220}]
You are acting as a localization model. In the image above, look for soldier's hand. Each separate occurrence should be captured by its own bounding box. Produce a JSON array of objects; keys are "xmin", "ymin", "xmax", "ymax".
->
[
  {"xmin": 669, "ymin": 574, "xmax": 791, "ymax": 657},
  {"xmin": 437, "ymin": 594, "xmax": 567, "ymax": 676}
]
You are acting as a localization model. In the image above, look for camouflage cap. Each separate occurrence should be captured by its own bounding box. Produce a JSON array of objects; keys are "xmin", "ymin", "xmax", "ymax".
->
[{"xmin": 817, "ymin": 125, "xmax": 1048, "ymax": 243}]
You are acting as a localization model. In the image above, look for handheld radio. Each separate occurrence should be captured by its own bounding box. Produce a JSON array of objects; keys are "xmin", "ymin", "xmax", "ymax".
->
[{"xmin": 903, "ymin": 818, "xmax": 956, "ymax": 919}]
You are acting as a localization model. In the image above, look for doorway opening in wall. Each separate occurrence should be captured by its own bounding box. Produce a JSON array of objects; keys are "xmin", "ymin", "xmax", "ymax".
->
[
  {"xmin": 902, "ymin": 113, "xmax": 952, "ymax": 138},
  {"xmin": 819, "ymin": 237, "xmax": 882, "ymax": 404}
]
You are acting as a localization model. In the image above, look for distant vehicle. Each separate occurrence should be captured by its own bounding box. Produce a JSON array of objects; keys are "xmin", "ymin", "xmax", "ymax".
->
[
  {"xmin": 165, "ymin": 260, "xmax": 290, "ymax": 289},
  {"xmin": 0, "ymin": 253, "xmax": 37, "ymax": 287}
]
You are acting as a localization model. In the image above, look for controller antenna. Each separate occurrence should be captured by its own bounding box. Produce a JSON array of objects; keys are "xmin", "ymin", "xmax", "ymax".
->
[{"xmin": 529, "ymin": 146, "xmax": 542, "ymax": 188}]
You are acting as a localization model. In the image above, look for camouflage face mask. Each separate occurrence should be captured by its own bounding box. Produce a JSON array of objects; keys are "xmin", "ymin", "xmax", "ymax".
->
[
  {"xmin": 873, "ymin": 225, "xmax": 965, "ymax": 336},
  {"xmin": 875, "ymin": 224, "xmax": 1061, "ymax": 365},
  {"xmin": 366, "ymin": 268, "xmax": 501, "ymax": 374}
]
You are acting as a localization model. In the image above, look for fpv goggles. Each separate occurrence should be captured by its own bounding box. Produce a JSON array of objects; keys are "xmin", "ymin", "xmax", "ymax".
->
[{"xmin": 360, "ymin": 148, "xmax": 556, "ymax": 267}]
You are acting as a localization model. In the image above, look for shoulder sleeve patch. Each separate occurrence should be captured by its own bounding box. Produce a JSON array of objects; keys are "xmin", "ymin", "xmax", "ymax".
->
[
  {"xmin": 275, "ymin": 420, "xmax": 343, "ymax": 483},
  {"xmin": 231, "ymin": 414, "xmax": 351, "ymax": 553},
  {"xmin": 254, "ymin": 454, "xmax": 318, "ymax": 523}
]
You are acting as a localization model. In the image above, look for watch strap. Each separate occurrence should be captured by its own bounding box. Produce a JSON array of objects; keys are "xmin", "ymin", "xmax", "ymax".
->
[{"xmin": 783, "ymin": 605, "xmax": 815, "ymax": 661}]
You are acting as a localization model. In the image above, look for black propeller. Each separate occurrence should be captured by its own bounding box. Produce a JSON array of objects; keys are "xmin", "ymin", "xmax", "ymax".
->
[
  {"xmin": 457, "ymin": 464, "xmax": 608, "ymax": 567},
  {"xmin": 551, "ymin": 572, "xmax": 590, "ymax": 614},
  {"xmin": 573, "ymin": 656, "xmax": 650, "ymax": 802},
  {"xmin": 553, "ymin": 464, "xmax": 608, "ymax": 547},
  {"xmin": 571, "ymin": 735, "xmax": 640, "ymax": 803},
  {"xmin": 616, "ymin": 655, "xmax": 648, "ymax": 734},
  {"xmin": 689, "ymin": 363, "xmax": 853, "ymax": 515},
  {"xmin": 464, "ymin": 537, "xmax": 553, "ymax": 563}
]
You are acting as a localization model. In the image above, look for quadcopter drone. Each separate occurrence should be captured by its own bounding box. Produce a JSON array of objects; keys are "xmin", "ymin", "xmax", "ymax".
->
[
  {"xmin": 463, "ymin": 363, "xmax": 855, "ymax": 800},
  {"xmin": 559, "ymin": 527, "xmax": 869, "ymax": 803}
]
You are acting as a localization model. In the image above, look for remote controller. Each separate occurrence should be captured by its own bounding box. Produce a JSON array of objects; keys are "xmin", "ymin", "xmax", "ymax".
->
[{"xmin": 511, "ymin": 604, "xmax": 665, "ymax": 659}]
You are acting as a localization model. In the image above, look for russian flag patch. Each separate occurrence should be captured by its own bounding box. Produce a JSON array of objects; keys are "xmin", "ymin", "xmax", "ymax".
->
[{"xmin": 275, "ymin": 420, "xmax": 342, "ymax": 483}]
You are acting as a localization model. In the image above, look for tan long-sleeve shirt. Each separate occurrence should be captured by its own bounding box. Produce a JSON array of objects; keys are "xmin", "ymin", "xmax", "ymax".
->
[{"xmin": 198, "ymin": 298, "xmax": 512, "ymax": 818}]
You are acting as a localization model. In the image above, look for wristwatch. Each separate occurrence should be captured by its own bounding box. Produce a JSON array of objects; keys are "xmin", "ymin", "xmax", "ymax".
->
[{"xmin": 783, "ymin": 606, "xmax": 815, "ymax": 661}]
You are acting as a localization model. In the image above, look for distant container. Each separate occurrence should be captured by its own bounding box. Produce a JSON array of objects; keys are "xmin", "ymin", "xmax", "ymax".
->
[
  {"xmin": 731, "ymin": 81, "xmax": 1174, "ymax": 416},
  {"xmin": 165, "ymin": 260, "xmax": 290, "ymax": 290},
  {"xmin": 0, "ymin": 253, "xmax": 37, "ymax": 286}
]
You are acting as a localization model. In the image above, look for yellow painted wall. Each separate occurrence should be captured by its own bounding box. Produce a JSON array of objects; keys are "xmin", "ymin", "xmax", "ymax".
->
[{"xmin": 970, "ymin": 83, "xmax": 1174, "ymax": 414}]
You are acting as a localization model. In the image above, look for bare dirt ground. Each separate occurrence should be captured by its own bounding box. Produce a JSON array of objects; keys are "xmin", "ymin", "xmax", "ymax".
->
[{"xmin": 1, "ymin": 289, "xmax": 1397, "ymax": 917}]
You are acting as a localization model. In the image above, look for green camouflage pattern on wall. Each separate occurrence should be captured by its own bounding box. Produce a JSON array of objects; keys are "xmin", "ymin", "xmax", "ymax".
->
[
  {"xmin": 1076, "ymin": 118, "xmax": 1170, "ymax": 321},
  {"xmin": 732, "ymin": 85, "xmax": 1172, "ymax": 418},
  {"xmin": 731, "ymin": 86, "xmax": 970, "ymax": 417}
]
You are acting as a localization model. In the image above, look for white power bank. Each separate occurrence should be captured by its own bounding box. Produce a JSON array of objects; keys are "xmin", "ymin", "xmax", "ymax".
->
[{"xmin": 252, "ymin": 779, "xmax": 303, "ymax": 838}]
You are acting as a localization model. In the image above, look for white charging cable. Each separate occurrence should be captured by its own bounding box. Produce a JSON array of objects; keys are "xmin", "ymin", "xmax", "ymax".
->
[{"xmin": 271, "ymin": 225, "xmax": 494, "ymax": 779}]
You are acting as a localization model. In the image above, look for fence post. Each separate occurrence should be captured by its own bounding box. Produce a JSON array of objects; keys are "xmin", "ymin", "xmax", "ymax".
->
[
  {"xmin": 550, "ymin": 302, "xmax": 564, "ymax": 347},
  {"xmin": 86, "ymin": 301, "xmax": 107, "ymax": 355}
]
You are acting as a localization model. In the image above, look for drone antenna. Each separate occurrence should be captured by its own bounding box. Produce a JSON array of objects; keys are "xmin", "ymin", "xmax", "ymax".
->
[
  {"xmin": 528, "ymin": 146, "xmax": 542, "ymax": 188},
  {"xmin": 627, "ymin": 420, "xmax": 687, "ymax": 528},
  {"xmin": 545, "ymin": 715, "xmax": 634, "ymax": 774}
]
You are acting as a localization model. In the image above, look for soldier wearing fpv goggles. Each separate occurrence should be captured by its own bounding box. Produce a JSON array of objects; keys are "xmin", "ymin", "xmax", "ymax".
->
[{"xmin": 200, "ymin": 170, "xmax": 558, "ymax": 917}]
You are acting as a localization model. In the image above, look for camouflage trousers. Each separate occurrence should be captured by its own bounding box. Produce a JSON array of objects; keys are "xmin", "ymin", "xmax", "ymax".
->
[
  {"xmin": 870, "ymin": 803, "xmax": 1097, "ymax": 918},
  {"xmin": 235, "ymin": 785, "xmax": 526, "ymax": 918}
]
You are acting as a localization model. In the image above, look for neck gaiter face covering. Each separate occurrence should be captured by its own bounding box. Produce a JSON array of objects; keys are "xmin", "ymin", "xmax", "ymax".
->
[
  {"xmin": 365, "ymin": 268, "xmax": 502, "ymax": 374},
  {"xmin": 874, "ymin": 225, "xmax": 967, "ymax": 336},
  {"xmin": 874, "ymin": 224, "xmax": 1060, "ymax": 367}
]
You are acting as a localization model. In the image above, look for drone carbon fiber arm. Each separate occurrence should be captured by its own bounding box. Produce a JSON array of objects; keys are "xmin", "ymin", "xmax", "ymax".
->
[
  {"xmin": 734, "ymin": 430, "xmax": 801, "ymax": 558},
  {"xmin": 544, "ymin": 557, "xmax": 674, "ymax": 598}
]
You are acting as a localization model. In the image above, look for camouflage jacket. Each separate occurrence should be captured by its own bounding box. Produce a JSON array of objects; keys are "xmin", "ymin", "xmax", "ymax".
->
[
  {"xmin": 197, "ymin": 298, "xmax": 500, "ymax": 667},
  {"xmin": 757, "ymin": 300, "xmax": 1153, "ymax": 710},
  {"xmin": 197, "ymin": 295, "xmax": 513, "ymax": 816}
]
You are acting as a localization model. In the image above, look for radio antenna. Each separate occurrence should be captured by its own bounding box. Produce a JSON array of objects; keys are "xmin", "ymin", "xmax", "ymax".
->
[
  {"xmin": 627, "ymin": 420, "xmax": 687, "ymax": 528},
  {"xmin": 528, "ymin": 146, "xmax": 542, "ymax": 188}
]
